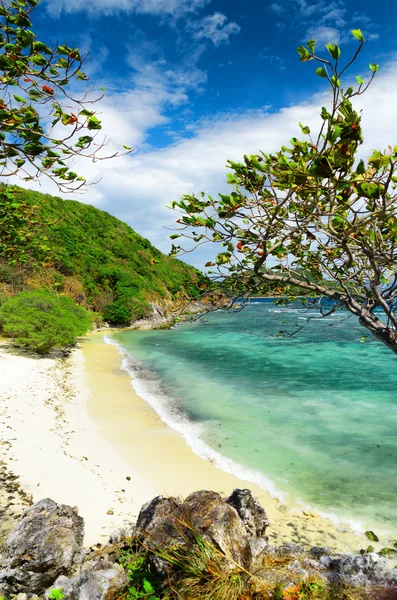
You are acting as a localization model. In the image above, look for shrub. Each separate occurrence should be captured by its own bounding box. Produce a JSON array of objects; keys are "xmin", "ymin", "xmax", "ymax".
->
[
  {"xmin": 0, "ymin": 290, "xmax": 92, "ymax": 354},
  {"xmin": 103, "ymin": 297, "xmax": 151, "ymax": 326}
]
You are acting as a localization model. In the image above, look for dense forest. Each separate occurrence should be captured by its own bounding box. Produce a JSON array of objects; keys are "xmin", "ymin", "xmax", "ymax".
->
[{"xmin": 0, "ymin": 186, "xmax": 201, "ymax": 326}]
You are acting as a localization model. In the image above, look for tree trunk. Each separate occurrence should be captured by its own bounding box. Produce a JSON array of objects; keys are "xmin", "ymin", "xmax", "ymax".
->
[{"xmin": 359, "ymin": 309, "xmax": 397, "ymax": 355}]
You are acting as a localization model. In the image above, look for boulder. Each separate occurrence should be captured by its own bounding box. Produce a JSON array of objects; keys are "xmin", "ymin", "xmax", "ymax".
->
[
  {"xmin": 0, "ymin": 498, "xmax": 84, "ymax": 595},
  {"xmin": 329, "ymin": 552, "xmax": 396, "ymax": 587},
  {"xmin": 46, "ymin": 557, "xmax": 128, "ymax": 600},
  {"xmin": 135, "ymin": 489, "xmax": 268, "ymax": 577},
  {"xmin": 225, "ymin": 488, "xmax": 269, "ymax": 537}
]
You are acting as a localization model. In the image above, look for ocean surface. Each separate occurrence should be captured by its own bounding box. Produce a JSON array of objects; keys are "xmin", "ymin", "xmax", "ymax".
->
[{"xmin": 109, "ymin": 301, "xmax": 397, "ymax": 536}]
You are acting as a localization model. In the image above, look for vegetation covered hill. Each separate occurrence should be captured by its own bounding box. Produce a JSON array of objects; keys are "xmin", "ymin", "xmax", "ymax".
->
[{"xmin": 0, "ymin": 186, "xmax": 201, "ymax": 325}]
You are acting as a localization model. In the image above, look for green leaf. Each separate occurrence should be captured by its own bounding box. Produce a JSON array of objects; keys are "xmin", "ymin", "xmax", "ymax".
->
[
  {"xmin": 307, "ymin": 39, "xmax": 315, "ymax": 54},
  {"xmin": 123, "ymin": 145, "xmax": 132, "ymax": 150},
  {"xmin": 351, "ymin": 29, "xmax": 364, "ymax": 42},
  {"xmin": 326, "ymin": 43, "xmax": 341, "ymax": 59},
  {"xmin": 13, "ymin": 94, "xmax": 26, "ymax": 103},
  {"xmin": 369, "ymin": 63, "xmax": 379, "ymax": 73},
  {"xmin": 355, "ymin": 159, "xmax": 366, "ymax": 174},
  {"xmin": 32, "ymin": 41, "xmax": 51, "ymax": 54},
  {"xmin": 297, "ymin": 46, "xmax": 311, "ymax": 62},
  {"xmin": 298, "ymin": 122, "xmax": 310, "ymax": 135},
  {"xmin": 316, "ymin": 67, "xmax": 328, "ymax": 78},
  {"xmin": 143, "ymin": 579, "xmax": 155, "ymax": 594},
  {"xmin": 87, "ymin": 115, "xmax": 101, "ymax": 130},
  {"xmin": 356, "ymin": 75, "xmax": 365, "ymax": 85}
]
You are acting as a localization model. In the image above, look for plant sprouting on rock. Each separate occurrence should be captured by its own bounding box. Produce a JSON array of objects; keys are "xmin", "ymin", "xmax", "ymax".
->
[{"xmin": 170, "ymin": 30, "xmax": 397, "ymax": 355}]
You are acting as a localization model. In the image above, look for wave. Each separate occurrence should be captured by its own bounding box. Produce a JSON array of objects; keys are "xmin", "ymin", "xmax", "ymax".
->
[
  {"xmin": 103, "ymin": 334, "xmax": 370, "ymax": 535},
  {"xmin": 104, "ymin": 335, "xmax": 285, "ymax": 502}
]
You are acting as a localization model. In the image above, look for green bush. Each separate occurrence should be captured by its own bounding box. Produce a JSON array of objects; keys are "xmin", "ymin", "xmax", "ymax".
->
[
  {"xmin": 0, "ymin": 290, "xmax": 92, "ymax": 354},
  {"xmin": 102, "ymin": 296, "xmax": 151, "ymax": 326}
]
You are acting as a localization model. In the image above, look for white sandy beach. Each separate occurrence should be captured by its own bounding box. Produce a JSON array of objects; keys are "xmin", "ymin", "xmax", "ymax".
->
[{"xmin": 0, "ymin": 333, "xmax": 369, "ymax": 551}]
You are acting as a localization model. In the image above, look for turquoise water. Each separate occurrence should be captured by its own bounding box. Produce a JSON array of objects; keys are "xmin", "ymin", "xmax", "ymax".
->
[{"xmin": 110, "ymin": 303, "xmax": 397, "ymax": 535}]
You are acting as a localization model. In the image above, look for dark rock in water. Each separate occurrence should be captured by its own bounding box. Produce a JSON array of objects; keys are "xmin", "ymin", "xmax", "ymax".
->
[
  {"xmin": 225, "ymin": 488, "xmax": 269, "ymax": 537},
  {"xmin": 365, "ymin": 530, "xmax": 380, "ymax": 542},
  {"xmin": 0, "ymin": 498, "xmax": 84, "ymax": 595},
  {"xmin": 47, "ymin": 557, "xmax": 128, "ymax": 600}
]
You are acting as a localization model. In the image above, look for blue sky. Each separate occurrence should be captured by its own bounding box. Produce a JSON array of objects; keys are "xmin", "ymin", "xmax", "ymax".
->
[{"xmin": 25, "ymin": 0, "xmax": 397, "ymax": 267}]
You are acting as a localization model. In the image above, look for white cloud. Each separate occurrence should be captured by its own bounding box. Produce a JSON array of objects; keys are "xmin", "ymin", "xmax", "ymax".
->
[
  {"xmin": 269, "ymin": 3, "xmax": 284, "ymax": 15},
  {"xmin": 14, "ymin": 58, "xmax": 397, "ymax": 270},
  {"xmin": 189, "ymin": 12, "xmax": 241, "ymax": 46},
  {"xmin": 305, "ymin": 25, "xmax": 341, "ymax": 46},
  {"xmin": 46, "ymin": 0, "xmax": 211, "ymax": 17}
]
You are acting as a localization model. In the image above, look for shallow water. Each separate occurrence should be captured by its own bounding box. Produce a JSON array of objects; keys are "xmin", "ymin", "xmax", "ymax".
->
[{"xmin": 111, "ymin": 303, "xmax": 397, "ymax": 535}]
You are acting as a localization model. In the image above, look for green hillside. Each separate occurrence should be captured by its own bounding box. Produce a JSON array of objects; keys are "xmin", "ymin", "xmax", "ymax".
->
[{"xmin": 0, "ymin": 186, "xmax": 201, "ymax": 325}]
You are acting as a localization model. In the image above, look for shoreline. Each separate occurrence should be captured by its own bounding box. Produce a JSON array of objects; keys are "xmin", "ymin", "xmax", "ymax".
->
[{"xmin": 0, "ymin": 333, "xmax": 372, "ymax": 551}]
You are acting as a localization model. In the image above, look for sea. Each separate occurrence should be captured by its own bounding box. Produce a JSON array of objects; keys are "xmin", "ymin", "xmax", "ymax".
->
[{"xmin": 107, "ymin": 300, "xmax": 397, "ymax": 537}]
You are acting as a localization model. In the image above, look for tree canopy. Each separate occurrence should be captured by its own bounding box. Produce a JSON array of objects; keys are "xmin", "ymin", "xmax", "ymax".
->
[
  {"xmin": 0, "ymin": 0, "xmax": 129, "ymax": 265},
  {"xmin": 170, "ymin": 31, "xmax": 397, "ymax": 355}
]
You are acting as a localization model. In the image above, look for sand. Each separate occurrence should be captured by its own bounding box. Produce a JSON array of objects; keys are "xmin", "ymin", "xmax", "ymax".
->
[{"xmin": 0, "ymin": 333, "xmax": 369, "ymax": 551}]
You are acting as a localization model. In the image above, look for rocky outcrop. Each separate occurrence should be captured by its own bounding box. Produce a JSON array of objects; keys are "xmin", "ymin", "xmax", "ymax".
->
[
  {"xmin": 135, "ymin": 489, "xmax": 269, "ymax": 576},
  {"xmin": 1, "ymin": 491, "xmax": 397, "ymax": 599},
  {"xmin": 0, "ymin": 499, "xmax": 84, "ymax": 595}
]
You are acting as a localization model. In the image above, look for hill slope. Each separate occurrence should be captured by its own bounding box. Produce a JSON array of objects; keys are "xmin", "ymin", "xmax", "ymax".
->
[{"xmin": 0, "ymin": 187, "xmax": 201, "ymax": 324}]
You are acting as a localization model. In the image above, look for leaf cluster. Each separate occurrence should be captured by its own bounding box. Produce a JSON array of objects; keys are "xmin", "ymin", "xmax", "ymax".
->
[{"xmin": 0, "ymin": 0, "xmax": 128, "ymax": 191}]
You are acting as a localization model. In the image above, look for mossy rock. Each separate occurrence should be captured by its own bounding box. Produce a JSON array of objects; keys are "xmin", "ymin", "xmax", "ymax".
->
[
  {"xmin": 365, "ymin": 530, "xmax": 379, "ymax": 542},
  {"xmin": 378, "ymin": 547, "xmax": 397, "ymax": 558}
]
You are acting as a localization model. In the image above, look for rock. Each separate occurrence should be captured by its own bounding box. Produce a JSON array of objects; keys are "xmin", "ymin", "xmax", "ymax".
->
[
  {"xmin": 0, "ymin": 498, "xmax": 84, "ymax": 595},
  {"xmin": 225, "ymin": 489, "xmax": 269, "ymax": 537},
  {"xmin": 136, "ymin": 495, "xmax": 181, "ymax": 538},
  {"xmin": 108, "ymin": 527, "xmax": 135, "ymax": 545},
  {"xmin": 135, "ymin": 489, "xmax": 268, "ymax": 577},
  {"xmin": 46, "ymin": 557, "xmax": 128, "ymax": 600},
  {"xmin": 365, "ymin": 530, "xmax": 379, "ymax": 542},
  {"xmin": 181, "ymin": 490, "xmax": 254, "ymax": 569},
  {"xmin": 329, "ymin": 552, "xmax": 392, "ymax": 586}
]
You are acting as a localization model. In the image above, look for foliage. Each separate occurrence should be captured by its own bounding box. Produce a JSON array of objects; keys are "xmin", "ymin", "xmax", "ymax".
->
[
  {"xmin": 0, "ymin": 0, "xmax": 129, "ymax": 265},
  {"xmin": 0, "ymin": 184, "xmax": 53, "ymax": 265},
  {"xmin": 0, "ymin": 186, "xmax": 201, "ymax": 324},
  {"xmin": 48, "ymin": 589, "xmax": 65, "ymax": 600},
  {"xmin": 0, "ymin": 289, "xmax": 92, "ymax": 353},
  {"xmin": 120, "ymin": 548, "xmax": 161, "ymax": 600},
  {"xmin": 171, "ymin": 31, "xmax": 397, "ymax": 355},
  {"xmin": 273, "ymin": 578, "xmax": 328, "ymax": 600},
  {"xmin": 0, "ymin": 0, "xmax": 125, "ymax": 189}
]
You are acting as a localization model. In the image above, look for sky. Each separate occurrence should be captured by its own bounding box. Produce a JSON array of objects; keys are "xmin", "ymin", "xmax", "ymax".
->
[{"xmin": 20, "ymin": 0, "xmax": 397, "ymax": 268}]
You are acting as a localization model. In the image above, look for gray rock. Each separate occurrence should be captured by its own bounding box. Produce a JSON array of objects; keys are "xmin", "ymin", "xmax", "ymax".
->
[
  {"xmin": 135, "ymin": 489, "xmax": 268, "ymax": 577},
  {"xmin": 46, "ymin": 557, "xmax": 128, "ymax": 600},
  {"xmin": 181, "ymin": 490, "xmax": 253, "ymax": 569},
  {"xmin": 0, "ymin": 498, "xmax": 84, "ymax": 594},
  {"xmin": 330, "ymin": 552, "xmax": 393, "ymax": 586},
  {"xmin": 225, "ymin": 489, "xmax": 269, "ymax": 537}
]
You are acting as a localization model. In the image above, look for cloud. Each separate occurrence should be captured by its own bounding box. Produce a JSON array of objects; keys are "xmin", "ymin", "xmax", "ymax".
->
[
  {"xmin": 14, "ymin": 58, "xmax": 397, "ymax": 270},
  {"xmin": 269, "ymin": 3, "xmax": 284, "ymax": 15},
  {"xmin": 305, "ymin": 25, "xmax": 341, "ymax": 46},
  {"xmin": 189, "ymin": 12, "xmax": 241, "ymax": 46},
  {"xmin": 46, "ymin": 0, "xmax": 211, "ymax": 18}
]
